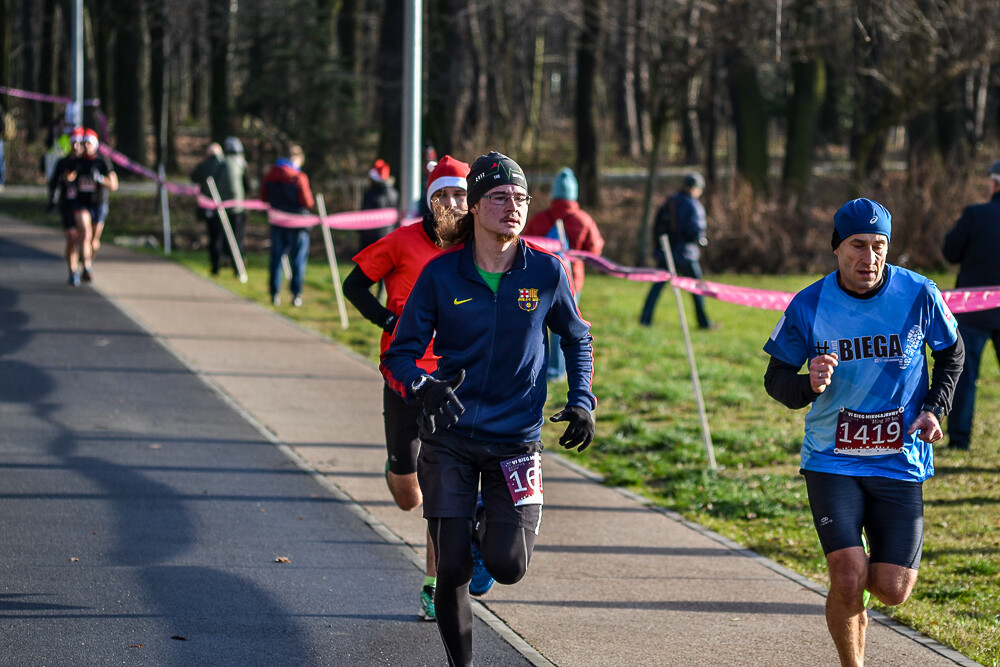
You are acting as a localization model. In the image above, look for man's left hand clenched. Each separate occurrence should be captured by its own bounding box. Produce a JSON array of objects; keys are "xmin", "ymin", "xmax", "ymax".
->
[{"xmin": 908, "ymin": 411, "xmax": 943, "ymax": 443}]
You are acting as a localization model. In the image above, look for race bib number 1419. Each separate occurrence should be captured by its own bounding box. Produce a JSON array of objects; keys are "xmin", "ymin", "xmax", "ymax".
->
[{"xmin": 835, "ymin": 406, "xmax": 904, "ymax": 456}]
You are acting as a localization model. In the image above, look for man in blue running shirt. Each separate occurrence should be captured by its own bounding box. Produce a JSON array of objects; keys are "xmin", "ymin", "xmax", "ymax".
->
[{"xmin": 763, "ymin": 198, "xmax": 964, "ymax": 667}]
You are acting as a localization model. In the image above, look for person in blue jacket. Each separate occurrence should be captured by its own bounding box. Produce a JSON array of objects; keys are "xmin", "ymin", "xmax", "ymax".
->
[
  {"xmin": 381, "ymin": 151, "xmax": 596, "ymax": 667},
  {"xmin": 640, "ymin": 171, "xmax": 714, "ymax": 329}
]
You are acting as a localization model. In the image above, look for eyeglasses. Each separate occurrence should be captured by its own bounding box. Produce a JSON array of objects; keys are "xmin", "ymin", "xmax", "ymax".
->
[{"xmin": 481, "ymin": 193, "xmax": 531, "ymax": 207}]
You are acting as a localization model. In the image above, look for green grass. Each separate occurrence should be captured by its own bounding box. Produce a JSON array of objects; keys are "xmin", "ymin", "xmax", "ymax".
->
[{"xmin": 5, "ymin": 197, "xmax": 998, "ymax": 665}]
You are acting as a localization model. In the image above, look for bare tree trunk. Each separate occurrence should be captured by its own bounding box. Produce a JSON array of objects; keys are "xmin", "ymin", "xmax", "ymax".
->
[
  {"xmin": 637, "ymin": 95, "xmax": 669, "ymax": 265},
  {"xmin": 782, "ymin": 57, "xmax": 825, "ymax": 198},
  {"xmin": 0, "ymin": 0, "xmax": 12, "ymax": 113},
  {"xmin": 87, "ymin": 1, "xmax": 113, "ymax": 133},
  {"xmin": 971, "ymin": 64, "xmax": 989, "ymax": 145},
  {"xmin": 782, "ymin": 1, "xmax": 826, "ymax": 198},
  {"xmin": 303, "ymin": 0, "xmax": 337, "ymax": 166},
  {"xmin": 426, "ymin": 0, "xmax": 472, "ymax": 156},
  {"xmin": 149, "ymin": 0, "xmax": 168, "ymax": 165},
  {"xmin": 727, "ymin": 47, "xmax": 769, "ymax": 196},
  {"xmin": 337, "ymin": 0, "xmax": 360, "ymax": 129},
  {"xmin": 849, "ymin": 0, "xmax": 889, "ymax": 184},
  {"xmin": 113, "ymin": 0, "xmax": 147, "ymax": 163},
  {"xmin": 189, "ymin": 18, "xmax": 203, "ymax": 122},
  {"xmin": 679, "ymin": 0, "xmax": 703, "ymax": 165},
  {"xmin": 466, "ymin": 3, "xmax": 489, "ymax": 143},
  {"xmin": 635, "ymin": 0, "xmax": 651, "ymax": 153},
  {"xmin": 38, "ymin": 0, "xmax": 57, "ymax": 126},
  {"xmin": 576, "ymin": 0, "xmax": 604, "ymax": 208},
  {"xmin": 376, "ymin": 0, "xmax": 403, "ymax": 172},
  {"xmin": 704, "ymin": 54, "xmax": 720, "ymax": 184},
  {"xmin": 18, "ymin": 0, "xmax": 40, "ymax": 138},
  {"xmin": 681, "ymin": 76, "xmax": 703, "ymax": 165},
  {"xmin": 208, "ymin": 0, "xmax": 233, "ymax": 141},
  {"xmin": 614, "ymin": 0, "xmax": 641, "ymax": 158}
]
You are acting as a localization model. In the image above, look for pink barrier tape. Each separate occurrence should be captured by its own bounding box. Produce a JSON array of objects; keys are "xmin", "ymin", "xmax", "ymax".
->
[
  {"xmin": 195, "ymin": 194, "xmax": 269, "ymax": 211},
  {"xmin": 0, "ymin": 85, "xmax": 100, "ymax": 106},
  {"xmin": 98, "ymin": 145, "xmax": 199, "ymax": 196},
  {"xmin": 565, "ymin": 249, "xmax": 1000, "ymax": 314},
  {"xmin": 321, "ymin": 208, "xmax": 397, "ymax": 231},
  {"xmin": 941, "ymin": 285, "xmax": 1000, "ymax": 314},
  {"xmin": 264, "ymin": 208, "xmax": 421, "ymax": 231},
  {"xmin": 267, "ymin": 208, "xmax": 399, "ymax": 230},
  {"xmin": 89, "ymin": 140, "xmax": 420, "ymax": 233},
  {"xmin": 267, "ymin": 209, "xmax": 321, "ymax": 229}
]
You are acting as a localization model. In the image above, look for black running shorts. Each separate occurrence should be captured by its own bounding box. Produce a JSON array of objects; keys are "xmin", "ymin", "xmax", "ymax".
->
[
  {"xmin": 417, "ymin": 429, "xmax": 543, "ymax": 534},
  {"xmin": 802, "ymin": 469, "xmax": 924, "ymax": 569},
  {"xmin": 383, "ymin": 384, "xmax": 423, "ymax": 476}
]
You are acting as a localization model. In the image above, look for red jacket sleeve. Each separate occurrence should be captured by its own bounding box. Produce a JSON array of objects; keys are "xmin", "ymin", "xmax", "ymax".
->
[{"xmin": 297, "ymin": 174, "xmax": 315, "ymax": 210}]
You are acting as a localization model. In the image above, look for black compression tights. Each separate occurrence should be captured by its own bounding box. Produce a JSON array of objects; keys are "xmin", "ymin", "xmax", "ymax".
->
[{"xmin": 428, "ymin": 517, "xmax": 537, "ymax": 667}]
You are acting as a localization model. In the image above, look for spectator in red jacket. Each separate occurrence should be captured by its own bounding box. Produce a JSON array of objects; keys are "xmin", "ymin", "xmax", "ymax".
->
[
  {"xmin": 261, "ymin": 144, "xmax": 315, "ymax": 307},
  {"xmin": 523, "ymin": 167, "xmax": 605, "ymax": 380}
]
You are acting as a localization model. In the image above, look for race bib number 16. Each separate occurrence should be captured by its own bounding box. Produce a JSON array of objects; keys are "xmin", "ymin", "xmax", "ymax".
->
[
  {"xmin": 835, "ymin": 407, "xmax": 904, "ymax": 456},
  {"xmin": 500, "ymin": 453, "xmax": 543, "ymax": 506}
]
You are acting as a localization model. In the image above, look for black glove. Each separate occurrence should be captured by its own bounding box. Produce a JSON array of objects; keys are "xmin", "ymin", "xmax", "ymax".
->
[
  {"xmin": 381, "ymin": 312, "xmax": 398, "ymax": 333},
  {"xmin": 414, "ymin": 370, "xmax": 466, "ymax": 434},
  {"xmin": 550, "ymin": 405, "xmax": 595, "ymax": 452}
]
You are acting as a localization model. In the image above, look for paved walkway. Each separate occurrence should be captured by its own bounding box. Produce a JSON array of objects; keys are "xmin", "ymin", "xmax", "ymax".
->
[{"xmin": 0, "ymin": 215, "xmax": 978, "ymax": 666}]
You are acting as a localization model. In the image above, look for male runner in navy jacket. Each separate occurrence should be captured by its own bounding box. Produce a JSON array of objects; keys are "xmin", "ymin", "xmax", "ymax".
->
[{"xmin": 381, "ymin": 151, "xmax": 596, "ymax": 667}]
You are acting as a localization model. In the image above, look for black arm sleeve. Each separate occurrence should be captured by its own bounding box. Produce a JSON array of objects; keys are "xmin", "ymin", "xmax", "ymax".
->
[
  {"xmin": 342, "ymin": 265, "xmax": 395, "ymax": 330},
  {"xmin": 926, "ymin": 335, "xmax": 965, "ymax": 413},
  {"xmin": 764, "ymin": 356, "xmax": 820, "ymax": 410}
]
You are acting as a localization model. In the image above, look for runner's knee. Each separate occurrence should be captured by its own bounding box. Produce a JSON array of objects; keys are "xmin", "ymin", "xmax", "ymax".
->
[
  {"xmin": 482, "ymin": 524, "xmax": 534, "ymax": 585},
  {"xmin": 868, "ymin": 564, "xmax": 917, "ymax": 606},
  {"xmin": 386, "ymin": 472, "xmax": 422, "ymax": 511},
  {"xmin": 429, "ymin": 518, "xmax": 474, "ymax": 585},
  {"xmin": 826, "ymin": 548, "xmax": 867, "ymax": 598}
]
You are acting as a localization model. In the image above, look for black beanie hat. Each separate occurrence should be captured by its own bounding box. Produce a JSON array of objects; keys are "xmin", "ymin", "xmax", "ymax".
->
[{"xmin": 467, "ymin": 151, "xmax": 528, "ymax": 206}]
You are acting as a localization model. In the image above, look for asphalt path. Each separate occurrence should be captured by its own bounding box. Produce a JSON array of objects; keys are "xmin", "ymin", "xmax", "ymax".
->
[{"xmin": 0, "ymin": 234, "xmax": 529, "ymax": 665}]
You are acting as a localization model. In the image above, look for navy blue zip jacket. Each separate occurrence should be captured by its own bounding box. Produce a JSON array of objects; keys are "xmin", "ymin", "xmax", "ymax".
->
[{"xmin": 381, "ymin": 238, "xmax": 596, "ymax": 444}]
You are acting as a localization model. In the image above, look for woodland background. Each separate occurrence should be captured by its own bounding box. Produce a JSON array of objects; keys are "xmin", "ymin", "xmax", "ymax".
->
[{"xmin": 2, "ymin": 0, "xmax": 1000, "ymax": 271}]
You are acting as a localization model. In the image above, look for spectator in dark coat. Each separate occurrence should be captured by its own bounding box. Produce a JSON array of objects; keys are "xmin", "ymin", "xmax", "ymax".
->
[
  {"xmin": 941, "ymin": 158, "xmax": 1000, "ymax": 450},
  {"xmin": 359, "ymin": 159, "xmax": 399, "ymax": 250},
  {"xmin": 640, "ymin": 171, "xmax": 715, "ymax": 329}
]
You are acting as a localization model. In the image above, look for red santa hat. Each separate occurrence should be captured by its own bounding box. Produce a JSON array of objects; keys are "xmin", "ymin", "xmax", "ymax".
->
[
  {"xmin": 426, "ymin": 155, "xmax": 470, "ymax": 209},
  {"xmin": 369, "ymin": 159, "xmax": 390, "ymax": 183},
  {"xmin": 82, "ymin": 128, "xmax": 99, "ymax": 147}
]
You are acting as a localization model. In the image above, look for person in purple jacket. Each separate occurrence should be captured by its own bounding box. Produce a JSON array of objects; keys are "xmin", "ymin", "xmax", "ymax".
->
[{"xmin": 381, "ymin": 151, "xmax": 596, "ymax": 667}]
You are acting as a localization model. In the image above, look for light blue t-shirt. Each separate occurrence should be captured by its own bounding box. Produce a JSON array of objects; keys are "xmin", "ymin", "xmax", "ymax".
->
[{"xmin": 764, "ymin": 265, "xmax": 958, "ymax": 482}]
